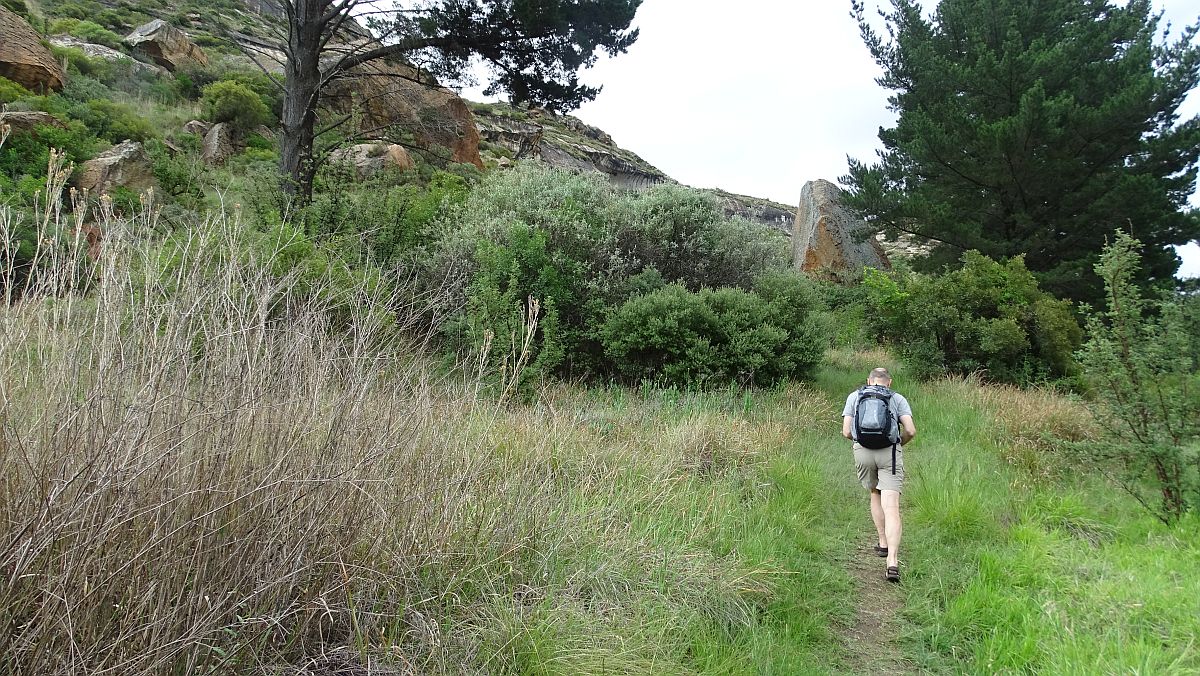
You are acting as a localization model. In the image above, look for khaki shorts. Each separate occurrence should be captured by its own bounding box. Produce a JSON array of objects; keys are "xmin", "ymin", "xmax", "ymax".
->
[{"xmin": 853, "ymin": 442, "xmax": 904, "ymax": 492}]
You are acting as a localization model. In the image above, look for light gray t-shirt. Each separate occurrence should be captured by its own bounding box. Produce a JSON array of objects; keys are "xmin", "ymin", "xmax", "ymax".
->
[{"xmin": 842, "ymin": 388, "xmax": 913, "ymax": 442}]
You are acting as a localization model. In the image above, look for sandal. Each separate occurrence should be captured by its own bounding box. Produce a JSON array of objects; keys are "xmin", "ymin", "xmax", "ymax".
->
[
  {"xmin": 873, "ymin": 546, "xmax": 888, "ymax": 557},
  {"xmin": 885, "ymin": 566, "xmax": 900, "ymax": 583}
]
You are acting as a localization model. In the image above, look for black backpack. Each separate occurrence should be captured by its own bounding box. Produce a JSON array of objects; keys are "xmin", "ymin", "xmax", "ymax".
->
[{"xmin": 854, "ymin": 385, "xmax": 900, "ymax": 451}]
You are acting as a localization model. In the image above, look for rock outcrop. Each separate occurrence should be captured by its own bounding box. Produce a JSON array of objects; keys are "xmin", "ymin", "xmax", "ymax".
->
[
  {"xmin": 183, "ymin": 119, "xmax": 211, "ymax": 136},
  {"xmin": 124, "ymin": 20, "xmax": 208, "ymax": 72},
  {"xmin": 325, "ymin": 60, "xmax": 483, "ymax": 168},
  {"xmin": 328, "ymin": 142, "xmax": 415, "ymax": 180},
  {"xmin": 47, "ymin": 35, "xmax": 164, "ymax": 75},
  {"xmin": 473, "ymin": 105, "xmax": 668, "ymax": 189},
  {"xmin": 0, "ymin": 6, "xmax": 66, "ymax": 92},
  {"xmin": 201, "ymin": 122, "xmax": 238, "ymax": 166},
  {"xmin": 793, "ymin": 179, "xmax": 890, "ymax": 277},
  {"xmin": 0, "ymin": 110, "xmax": 67, "ymax": 134},
  {"xmin": 711, "ymin": 190, "xmax": 795, "ymax": 235},
  {"xmin": 75, "ymin": 140, "xmax": 156, "ymax": 195}
]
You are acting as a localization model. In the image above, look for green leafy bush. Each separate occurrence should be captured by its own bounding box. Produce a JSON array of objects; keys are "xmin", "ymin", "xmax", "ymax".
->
[
  {"xmin": 601, "ymin": 276, "xmax": 826, "ymax": 387},
  {"xmin": 1, "ymin": 0, "xmax": 27, "ymax": 16},
  {"xmin": 425, "ymin": 165, "xmax": 793, "ymax": 385},
  {"xmin": 50, "ymin": 46, "xmax": 113, "ymax": 81},
  {"xmin": 864, "ymin": 252, "xmax": 1081, "ymax": 384},
  {"xmin": 200, "ymin": 80, "xmax": 271, "ymax": 131},
  {"xmin": 0, "ymin": 123, "xmax": 98, "ymax": 204},
  {"xmin": 68, "ymin": 99, "xmax": 157, "ymax": 143},
  {"xmin": 48, "ymin": 18, "xmax": 124, "ymax": 48},
  {"xmin": 1071, "ymin": 232, "xmax": 1199, "ymax": 523},
  {"xmin": 0, "ymin": 76, "xmax": 32, "ymax": 105},
  {"xmin": 146, "ymin": 137, "xmax": 203, "ymax": 204}
]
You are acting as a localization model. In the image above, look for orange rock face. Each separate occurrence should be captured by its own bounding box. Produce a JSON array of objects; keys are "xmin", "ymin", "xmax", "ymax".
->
[
  {"xmin": 793, "ymin": 179, "xmax": 890, "ymax": 279},
  {"xmin": 325, "ymin": 60, "xmax": 483, "ymax": 169},
  {"xmin": 0, "ymin": 7, "xmax": 66, "ymax": 92}
]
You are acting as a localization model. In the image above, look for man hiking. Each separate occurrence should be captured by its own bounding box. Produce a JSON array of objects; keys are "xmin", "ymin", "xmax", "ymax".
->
[{"xmin": 842, "ymin": 367, "xmax": 916, "ymax": 582}]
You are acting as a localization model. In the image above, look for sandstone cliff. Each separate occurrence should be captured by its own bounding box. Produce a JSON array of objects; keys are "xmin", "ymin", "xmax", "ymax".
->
[{"xmin": 0, "ymin": 6, "xmax": 66, "ymax": 92}]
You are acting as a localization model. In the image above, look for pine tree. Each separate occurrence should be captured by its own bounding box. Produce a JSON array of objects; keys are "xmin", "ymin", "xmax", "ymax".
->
[{"xmin": 846, "ymin": 0, "xmax": 1200, "ymax": 304}]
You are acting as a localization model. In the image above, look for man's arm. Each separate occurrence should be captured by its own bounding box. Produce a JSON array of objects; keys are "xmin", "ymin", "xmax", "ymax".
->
[
  {"xmin": 842, "ymin": 416, "xmax": 853, "ymax": 440},
  {"xmin": 899, "ymin": 415, "xmax": 916, "ymax": 445}
]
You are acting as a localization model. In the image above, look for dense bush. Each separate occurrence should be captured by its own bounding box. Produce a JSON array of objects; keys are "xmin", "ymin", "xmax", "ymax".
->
[
  {"xmin": 0, "ymin": 124, "xmax": 98, "ymax": 202},
  {"xmin": 863, "ymin": 252, "xmax": 1081, "ymax": 384},
  {"xmin": 602, "ymin": 276, "xmax": 826, "ymax": 387},
  {"xmin": 427, "ymin": 165, "xmax": 794, "ymax": 385},
  {"xmin": 68, "ymin": 98, "xmax": 157, "ymax": 143},
  {"xmin": 200, "ymin": 80, "xmax": 271, "ymax": 131},
  {"xmin": 0, "ymin": 77, "xmax": 31, "ymax": 105},
  {"xmin": 48, "ymin": 18, "xmax": 123, "ymax": 48}
]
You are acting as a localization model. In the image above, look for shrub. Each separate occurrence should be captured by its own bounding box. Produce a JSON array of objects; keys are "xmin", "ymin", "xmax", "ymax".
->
[
  {"xmin": 50, "ymin": 46, "xmax": 113, "ymax": 81},
  {"xmin": 0, "ymin": 123, "xmax": 98, "ymax": 205},
  {"xmin": 864, "ymin": 252, "xmax": 1081, "ymax": 384},
  {"xmin": 68, "ymin": 98, "xmax": 157, "ymax": 143},
  {"xmin": 601, "ymin": 277, "xmax": 826, "ymax": 388},
  {"xmin": 1071, "ymin": 232, "xmax": 1200, "ymax": 523},
  {"xmin": 145, "ymin": 138, "xmax": 203, "ymax": 204},
  {"xmin": 200, "ymin": 80, "xmax": 270, "ymax": 131},
  {"xmin": 609, "ymin": 183, "xmax": 790, "ymax": 290},
  {"xmin": 0, "ymin": 76, "xmax": 31, "ymax": 105},
  {"xmin": 48, "ymin": 18, "xmax": 123, "ymax": 48},
  {"xmin": 444, "ymin": 219, "xmax": 574, "ymax": 390},
  {"xmin": 426, "ymin": 165, "xmax": 797, "ymax": 386},
  {"xmin": 60, "ymin": 73, "xmax": 114, "ymax": 104}
]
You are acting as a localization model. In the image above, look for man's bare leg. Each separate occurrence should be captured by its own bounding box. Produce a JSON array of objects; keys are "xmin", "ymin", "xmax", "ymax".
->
[
  {"xmin": 869, "ymin": 488, "xmax": 887, "ymax": 548},
  {"xmin": 881, "ymin": 489, "xmax": 902, "ymax": 568}
]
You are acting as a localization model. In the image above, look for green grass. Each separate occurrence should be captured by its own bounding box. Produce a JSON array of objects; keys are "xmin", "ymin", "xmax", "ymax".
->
[{"xmin": 504, "ymin": 349, "xmax": 1200, "ymax": 674}]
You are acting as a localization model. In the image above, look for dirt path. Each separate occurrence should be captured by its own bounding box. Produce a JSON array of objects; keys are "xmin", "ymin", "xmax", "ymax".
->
[{"xmin": 842, "ymin": 544, "xmax": 914, "ymax": 674}]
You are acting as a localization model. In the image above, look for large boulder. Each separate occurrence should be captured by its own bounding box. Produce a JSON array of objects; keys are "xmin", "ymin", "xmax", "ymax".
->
[
  {"xmin": 124, "ymin": 19, "xmax": 208, "ymax": 72},
  {"xmin": 793, "ymin": 179, "xmax": 890, "ymax": 278},
  {"xmin": 201, "ymin": 122, "xmax": 238, "ymax": 166},
  {"xmin": 75, "ymin": 140, "xmax": 156, "ymax": 195},
  {"xmin": 0, "ymin": 110, "xmax": 67, "ymax": 134},
  {"xmin": 328, "ymin": 142, "xmax": 415, "ymax": 180},
  {"xmin": 0, "ymin": 6, "xmax": 66, "ymax": 92},
  {"xmin": 47, "ymin": 35, "xmax": 164, "ymax": 76},
  {"xmin": 325, "ymin": 60, "xmax": 483, "ymax": 168}
]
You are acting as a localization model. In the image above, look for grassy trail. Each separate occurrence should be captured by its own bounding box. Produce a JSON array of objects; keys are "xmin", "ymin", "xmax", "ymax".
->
[
  {"xmin": 692, "ymin": 351, "xmax": 1200, "ymax": 674},
  {"xmin": 678, "ymin": 356, "xmax": 917, "ymax": 674}
]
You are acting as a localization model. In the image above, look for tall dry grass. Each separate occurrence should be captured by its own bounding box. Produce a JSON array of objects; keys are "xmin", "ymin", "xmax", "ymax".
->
[
  {"xmin": 0, "ymin": 149, "xmax": 776, "ymax": 674},
  {"xmin": 0, "ymin": 152, "xmax": 556, "ymax": 674},
  {"xmin": 932, "ymin": 375, "xmax": 1097, "ymax": 482}
]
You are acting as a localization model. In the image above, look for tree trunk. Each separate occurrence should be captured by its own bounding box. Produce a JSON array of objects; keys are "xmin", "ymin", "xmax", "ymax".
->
[{"xmin": 280, "ymin": 0, "xmax": 325, "ymax": 202}]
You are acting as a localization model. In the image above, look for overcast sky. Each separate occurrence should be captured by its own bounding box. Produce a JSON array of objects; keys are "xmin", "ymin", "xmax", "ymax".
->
[{"xmin": 463, "ymin": 0, "xmax": 1200, "ymax": 277}]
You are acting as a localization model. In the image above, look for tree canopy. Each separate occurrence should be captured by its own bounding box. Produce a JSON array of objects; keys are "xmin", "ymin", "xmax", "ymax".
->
[
  {"xmin": 377, "ymin": 0, "xmax": 641, "ymax": 111},
  {"xmin": 845, "ymin": 0, "xmax": 1200, "ymax": 304},
  {"xmin": 266, "ymin": 0, "xmax": 642, "ymax": 200}
]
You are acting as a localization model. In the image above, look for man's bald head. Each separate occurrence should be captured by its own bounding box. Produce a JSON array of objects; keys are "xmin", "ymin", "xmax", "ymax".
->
[{"xmin": 868, "ymin": 368, "xmax": 893, "ymax": 385}]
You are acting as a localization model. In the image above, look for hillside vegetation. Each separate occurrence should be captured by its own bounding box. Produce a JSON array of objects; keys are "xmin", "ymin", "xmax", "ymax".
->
[
  {"xmin": 1, "ymin": 171, "xmax": 1197, "ymax": 672},
  {"xmin": 2, "ymin": 0, "xmax": 1200, "ymax": 672}
]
